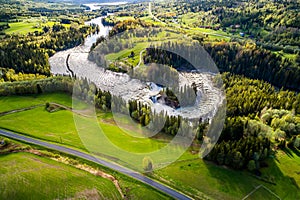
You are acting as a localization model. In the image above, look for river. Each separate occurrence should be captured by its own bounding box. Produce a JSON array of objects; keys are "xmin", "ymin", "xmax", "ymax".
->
[{"xmin": 49, "ymin": 13, "xmax": 224, "ymax": 120}]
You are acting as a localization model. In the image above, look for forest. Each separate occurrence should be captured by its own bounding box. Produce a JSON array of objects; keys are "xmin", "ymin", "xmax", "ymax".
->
[
  {"xmin": 140, "ymin": 39, "xmax": 300, "ymax": 170},
  {"xmin": 156, "ymin": 0, "xmax": 299, "ymax": 51},
  {"xmin": 143, "ymin": 40, "xmax": 300, "ymax": 91},
  {"xmin": 0, "ymin": 24, "xmax": 97, "ymax": 75},
  {"xmin": 211, "ymin": 73, "xmax": 300, "ymax": 171}
]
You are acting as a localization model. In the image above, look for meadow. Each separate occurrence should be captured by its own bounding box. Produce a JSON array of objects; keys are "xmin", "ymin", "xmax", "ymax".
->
[
  {"xmin": 1, "ymin": 93, "xmax": 299, "ymax": 199},
  {"xmin": 104, "ymin": 30, "xmax": 183, "ymax": 67},
  {"xmin": 154, "ymin": 149, "xmax": 300, "ymax": 200},
  {"xmin": 0, "ymin": 93, "xmax": 195, "ymax": 170},
  {"xmin": 3, "ymin": 17, "xmax": 72, "ymax": 35},
  {"xmin": 105, "ymin": 42, "xmax": 148, "ymax": 66},
  {"xmin": 0, "ymin": 93, "xmax": 86, "ymax": 113},
  {"xmin": 0, "ymin": 152, "xmax": 121, "ymax": 199},
  {"xmin": 0, "ymin": 150, "xmax": 170, "ymax": 200}
]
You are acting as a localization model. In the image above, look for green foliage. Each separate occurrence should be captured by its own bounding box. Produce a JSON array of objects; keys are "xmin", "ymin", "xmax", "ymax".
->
[
  {"xmin": 0, "ymin": 68, "xmax": 47, "ymax": 82},
  {"xmin": 205, "ymin": 42, "xmax": 300, "ymax": 91},
  {"xmin": 210, "ymin": 79, "xmax": 299, "ymax": 168},
  {"xmin": 0, "ymin": 76, "xmax": 74, "ymax": 96},
  {"xmin": 223, "ymin": 73, "xmax": 300, "ymax": 117},
  {"xmin": 247, "ymin": 160, "xmax": 256, "ymax": 171},
  {"xmin": 109, "ymin": 19, "xmax": 153, "ymax": 37},
  {"xmin": 0, "ymin": 38, "xmax": 51, "ymax": 75},
  {"xmin": 261, "ymin": 108, "xmax": 300, "ymax": 138},
  {"xmin": 294, "ymin": 136, "xmax": 300, "ymax": 148},
  {"xmin": 142, "ymin": 156, "xmax": 153, "ymax": 172},
  {"xmin": 206, "ymin": 137, "xmax": 271, "ymax": 170},
  {"xmin": 165, "ymin": 0, "xmax": 300, "ymax": 51},
  {"xmin": 128, "ymin": 100, "xmax": 151, "ymax": 126},
  {"xmin": 107, "ymin": 63, "xmax": 127, "ymax": 73}
]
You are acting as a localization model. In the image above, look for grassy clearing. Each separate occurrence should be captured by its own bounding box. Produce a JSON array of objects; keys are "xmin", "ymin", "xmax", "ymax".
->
[
  {"xmin": 0, "ymin": 93, "xmax": 197, "ymax": 171},
  {"xmin": 105, "ymin": 30, "xmax": 181, "ymax": 66},
  {"xmin": 4, "ymin": 21, "xmax": 42, "ymax": 34},
  {"xmin": 0, "ymin": 99, "xmax": 169, "ymax": 154},
  {"xmin": 0, "ymin": 106, "xmax": 86, "ymax": 150},
  {"xmin": 106, "ymin": 42, "xmax": 148, "ymax": 66},
  {"xmin": 0, "ymin": 93, "xmax": 87, "ymax": 113},
  {"xmin": 3, "ymin": 17, "xmax": 72, "ymax": 35},
  {"xmin": 0, "ymin": 93, "xmax": 88, "ymax": 150},
  {"xmin": 186, "ymin": 27, "xmax": 231, "ymax": 41},
  {"xmin": 180, "ymin": 13, "xmax": 200, "ymax": 26},
  {"xmin": 261, "ymin": 149, "xmax": 300, "ymax": 197},
  {"xmin": 0, "ymin": 136, "xmax": 171, "ymax": 200},
  {"xmin": 154, "ymin": 150, "xmax": 300, "ymax": 200},
  {"xmin": 0, "ymin": 152, "xmax": 121, "ymax": 199}
]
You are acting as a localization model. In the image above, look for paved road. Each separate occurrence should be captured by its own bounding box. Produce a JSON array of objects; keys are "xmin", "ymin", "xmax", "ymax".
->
[{"xmin": 0, "ymin": 129, "xmax": 192, "ymax": 200}]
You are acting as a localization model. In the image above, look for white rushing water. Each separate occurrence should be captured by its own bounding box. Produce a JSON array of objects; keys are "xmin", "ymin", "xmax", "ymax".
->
[{"xmin": 49, "ymin": 15, "xmax": 225, "ymax": 120}]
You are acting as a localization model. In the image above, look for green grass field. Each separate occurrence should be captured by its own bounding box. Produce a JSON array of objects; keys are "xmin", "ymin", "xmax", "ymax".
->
[
  {"xmin": 105, "ymin": 30, "xmax": 182, "ymax": 67},
  {"xmin": 0, "ymin": 106, "xmax": 86, "ymax": 150},
  {"xmin": 0, "ymin": 136, "xmax": 171, "ymax": 200},
  {"xmin": 154, "ymin": 149, "xmax": 300, "ymax": 200},
  {"xmin": 0, "ymin": 151, "xmax": 170, "ymax": 200},
  {"xmin": 140, "ymin": 16, "xmax": 166, "ymax": 26},
  {"xmin": 4, "ymin": 22, "xmax": 42, "ymax": 35},
  {"xmin": 106, "ymin": 42, "xmax": 148, "ymax": 66},
  {"xmin": 0, "ymin": 93, "xmax": 87, "ymax": 113},
  {"xmin": 0, "ymin": 93, "xmax": 88, "ymax": 150},
  {"xmin": 1, "ymin": 93, "xmax": 299, "ymax": 199},
  {"xmin": 0, "ymin": 93, "xmax": 194, "ymax": 170},
  {"xmin": 0, "ymin": 152, "xmax": 121, "ymax": 199},
  {"xmin": 0, "ymin": 93, "xmax": 168, "ymax": 153},
  {"xmin": 3, "ymin": 18, "xmax": 72, "ymax": 35}
]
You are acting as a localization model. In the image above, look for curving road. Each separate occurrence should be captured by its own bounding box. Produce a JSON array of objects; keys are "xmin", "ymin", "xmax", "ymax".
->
[{"xmin": 0, "ymin": 129, "xmax": 192, "ymax": 200}]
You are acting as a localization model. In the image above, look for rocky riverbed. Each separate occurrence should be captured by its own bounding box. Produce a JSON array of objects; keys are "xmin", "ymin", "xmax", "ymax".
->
[
  {"xmin": 49, "ymin": 16, "xmax": 225, "ymax": 120},
  {"xmin": 50, "ymin": 49, "xmax": 224, "ymax": 120}
]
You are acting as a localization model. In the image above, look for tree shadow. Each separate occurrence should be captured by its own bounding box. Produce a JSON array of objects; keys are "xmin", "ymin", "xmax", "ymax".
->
[
  {"xmin": 282, "ymin": 147, "xmax": 300, "ymax": 158},
  {"xmin": 282, "ymin": 147, "xmax": 294, "ymax": 158},
  {"xmin": 202, "ymin": 156, "xmax": 300, "ymax": 199},
  {"xmin": 291, "ymin": 148, "xmax": 300, "ymax": 157}
]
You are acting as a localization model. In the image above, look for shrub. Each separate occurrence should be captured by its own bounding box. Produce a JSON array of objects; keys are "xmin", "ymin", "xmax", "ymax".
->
[{"xmin": 142, "ymin": 156, "xmax": 153, "ymax": 172}]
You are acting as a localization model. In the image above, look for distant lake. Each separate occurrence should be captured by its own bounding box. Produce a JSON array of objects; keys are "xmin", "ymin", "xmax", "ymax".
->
[{"xmin": 84, "ymin": 1, "xmax": 128, "ymax": 10}]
